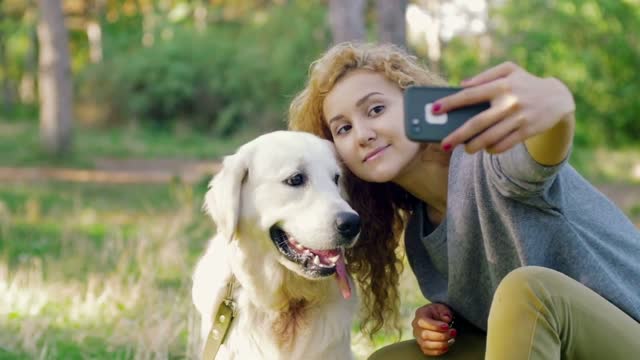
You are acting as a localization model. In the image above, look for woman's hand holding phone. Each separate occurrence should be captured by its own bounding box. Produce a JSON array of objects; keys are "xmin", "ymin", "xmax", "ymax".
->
[{"xmin": 433, "ymin": 62, "xmax": 575, "ymax": 155}]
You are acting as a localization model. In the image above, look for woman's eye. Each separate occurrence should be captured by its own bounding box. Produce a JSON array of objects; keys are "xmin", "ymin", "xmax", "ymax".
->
[
  {"xmin": 336, "ymin": 124, "xmax": 351, "ymax": 135},
  {"xmin": 368, "ymin": 105, "xmax": 385, "ymax": 117},
  {"xmin": 284, "ymin": 173, "xmax": 306, "ymax": 187}
]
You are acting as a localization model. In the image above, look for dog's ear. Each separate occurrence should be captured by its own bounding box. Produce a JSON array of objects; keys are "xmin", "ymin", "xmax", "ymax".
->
[{"xmin": 204, "ymin": 150, "xmax": 249, "ymax": 242}]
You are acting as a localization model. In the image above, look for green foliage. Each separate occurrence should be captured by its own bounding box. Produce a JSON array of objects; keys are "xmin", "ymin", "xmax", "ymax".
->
[
  {"xmin": 437, "ymin": 0, "xmax": 640, "ymax": 148},
  {"xmin": 80, "ymin": 1, "xmax": 330, "ymax": 135},
  {"xmin": 440, "ymin": 36, "xmax": 488, "ymax": 83},
  {"xmin": 4, "ymin": 0, "xmax": 637, "ymax": 147},
  {"xmin": 491, "ymin": 0, "xmax": 640, "ymax": 147}
]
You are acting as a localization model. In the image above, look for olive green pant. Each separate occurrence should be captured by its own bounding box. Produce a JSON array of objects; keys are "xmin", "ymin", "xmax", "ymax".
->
[{"xmin": 369, "ymin": 266, "xmax": 640, "ymax": 360}]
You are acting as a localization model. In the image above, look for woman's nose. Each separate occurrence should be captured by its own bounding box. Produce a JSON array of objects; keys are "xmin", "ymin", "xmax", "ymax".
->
[{"xmin": 355, "ymin": 124, "xmax": 376, "ymax": 146}]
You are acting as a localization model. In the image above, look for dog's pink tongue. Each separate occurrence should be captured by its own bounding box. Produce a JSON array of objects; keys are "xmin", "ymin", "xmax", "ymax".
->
[{"xmin": 335, "ymin": 257, "xmax": 351, "ymax": 299}]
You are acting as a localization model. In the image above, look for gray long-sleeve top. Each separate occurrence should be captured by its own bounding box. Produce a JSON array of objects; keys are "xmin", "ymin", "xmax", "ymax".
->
[{"xmin": 405, "ymin": 143, "xmax": 640, "ymax": 330}]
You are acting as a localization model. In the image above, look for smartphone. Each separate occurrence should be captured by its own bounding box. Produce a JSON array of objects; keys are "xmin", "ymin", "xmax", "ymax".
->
[{"xmin": 404, "ymin": 86, "xmax": 490, "ymax": 143}]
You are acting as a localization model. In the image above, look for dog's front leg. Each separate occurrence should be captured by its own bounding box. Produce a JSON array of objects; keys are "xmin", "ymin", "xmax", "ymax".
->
[{"xmin": 192, "ymin": 235, "xmax": 233, "ymax": 344}]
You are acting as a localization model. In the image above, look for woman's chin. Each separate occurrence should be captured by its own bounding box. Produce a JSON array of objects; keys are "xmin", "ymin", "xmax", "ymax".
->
[{"xmin": 358, "ymin": 167, "xmax": 398, "ymax": 183}]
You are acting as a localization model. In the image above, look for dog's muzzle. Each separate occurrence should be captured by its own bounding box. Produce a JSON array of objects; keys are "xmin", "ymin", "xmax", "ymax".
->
[{"xmin": 269, "ymin": 224, "xmax": 347, "ymax": 278}]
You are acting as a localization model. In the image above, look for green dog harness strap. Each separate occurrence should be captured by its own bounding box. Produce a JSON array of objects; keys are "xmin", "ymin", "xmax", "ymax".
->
[{"xmin": 202, "ymin": 277, "xmax": 237, "ymax": 360}]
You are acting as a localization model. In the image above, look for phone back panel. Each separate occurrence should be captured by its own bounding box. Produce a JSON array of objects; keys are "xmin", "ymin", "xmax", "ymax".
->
[{"xmin": 404, "ymin": 86, "xmax": 490, "ymax": 143}]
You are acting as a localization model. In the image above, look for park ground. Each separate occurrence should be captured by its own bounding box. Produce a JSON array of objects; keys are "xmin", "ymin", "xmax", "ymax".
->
[{"xmin": 0, "ymin": 121, "xmax": 639, "ymax": 359}]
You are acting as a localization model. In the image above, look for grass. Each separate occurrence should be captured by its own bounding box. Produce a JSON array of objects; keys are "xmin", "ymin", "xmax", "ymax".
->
[
  {"xmin": 0, "ymin": 180, "xmax": 211, "ymax": 359},
  {"xmin": 1, "ymin": 118, "xmax": 638, "ymax": 358},
  {"xmin": 0, "ymin": 120, "xmax": 255, "ymax": 168},
  {"xmin": 0, "ymin": 179, "xmax": 423, "ymax": 359}
]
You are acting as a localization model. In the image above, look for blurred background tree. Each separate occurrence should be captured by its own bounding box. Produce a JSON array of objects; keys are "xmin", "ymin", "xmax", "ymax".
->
[
  {"xmin": 37, "ymin": 0, "xmax": 74, "ymax": 156},
  {"xmin": 0, "ymin": 0, "xmax": 638, "ymax": 150}
]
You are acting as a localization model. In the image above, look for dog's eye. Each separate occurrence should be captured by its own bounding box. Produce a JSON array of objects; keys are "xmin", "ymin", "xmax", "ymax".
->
[
  {"xmin": 333, "ymin": 174, "xmax": 340, "ymax": 185},
  {"xmin": 285, "ymin": 173, "xmax": 306, "ymax": 187}
]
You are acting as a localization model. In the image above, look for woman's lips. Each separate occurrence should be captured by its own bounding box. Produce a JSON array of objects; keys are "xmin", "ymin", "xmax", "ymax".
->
[{"xmin": 363, "ymin": 145, "xmax": 390, "ymax": 162}]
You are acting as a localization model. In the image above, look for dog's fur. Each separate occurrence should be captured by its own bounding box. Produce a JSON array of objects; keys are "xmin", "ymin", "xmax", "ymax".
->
[{"xmin": 192, "ymin": 131, "xmax": 359, "ymax": 359}]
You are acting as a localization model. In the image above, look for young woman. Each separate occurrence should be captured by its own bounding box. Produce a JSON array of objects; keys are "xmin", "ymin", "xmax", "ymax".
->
[{"xmin": 288, "ymin": 42, "xmax": 640, "ymax": 359}]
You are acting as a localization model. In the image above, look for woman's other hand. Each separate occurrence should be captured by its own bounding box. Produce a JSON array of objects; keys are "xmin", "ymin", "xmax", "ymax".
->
[
  {"xmin": 435, "ymin": 62, "xmax": 575, "ymax": 165},
  {"xmin": 411, "ymin": 303, "xmax": 457, "ymax": 356}
]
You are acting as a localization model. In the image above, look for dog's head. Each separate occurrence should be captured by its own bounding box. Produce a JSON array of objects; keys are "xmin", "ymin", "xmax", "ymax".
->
[{"xmin": 205, "ymin": 131, "xmax": 359, "ymax": 293}]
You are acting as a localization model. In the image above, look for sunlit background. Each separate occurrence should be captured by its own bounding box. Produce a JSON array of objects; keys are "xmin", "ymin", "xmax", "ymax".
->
[{"xmin": 1, "ymin": 0, "xmax": 639, "ymax": 359}]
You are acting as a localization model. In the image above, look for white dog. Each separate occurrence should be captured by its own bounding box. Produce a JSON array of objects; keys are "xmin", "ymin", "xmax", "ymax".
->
[{"xmin": 192, "ymin": 131, "xmax": 360, "ymax": 360}]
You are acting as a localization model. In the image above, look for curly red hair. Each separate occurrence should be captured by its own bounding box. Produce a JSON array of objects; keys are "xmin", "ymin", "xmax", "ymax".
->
[{"xmin": 288, "ymin": 42, "xmax": 445, "ymax": 337}]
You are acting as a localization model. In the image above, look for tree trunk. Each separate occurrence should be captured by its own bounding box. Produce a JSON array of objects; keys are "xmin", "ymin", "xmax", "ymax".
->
[
  {"xmin": 37, "ymin": 0, "xmax": 73, "ymax": 155},
  {"xmin": 328, "ymin": 0, "xmax": 366, "ymax": 44},
  {"xmin": 377, "ymin": 0, "xmax": 408, "ymax": 48}
]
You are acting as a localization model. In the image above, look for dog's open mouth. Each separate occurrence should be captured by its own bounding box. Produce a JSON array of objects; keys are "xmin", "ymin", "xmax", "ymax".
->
[
  {"xmin": 269, "ymin": 225, "xmax": 352, "ymax": 299},
  {"xmin": 269, "ymin": 226, "xmax": 341, "ymax": 273}
]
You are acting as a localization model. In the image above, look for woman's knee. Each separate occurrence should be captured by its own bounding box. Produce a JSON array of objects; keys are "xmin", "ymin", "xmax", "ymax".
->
[
  {"xmin": 487, "ymin": 266, "xmax": 561, "ymax": 354},
  {"xmin": 489, "ymin": 266, "xmax": 562, "ymax": 324},
  {"xmin": 489, "ymin": 265, "xmax": 579, "ymax": 332},
  {"xmin": 493, "ymin": 266, "xmax": 558, "ymax": 303}
]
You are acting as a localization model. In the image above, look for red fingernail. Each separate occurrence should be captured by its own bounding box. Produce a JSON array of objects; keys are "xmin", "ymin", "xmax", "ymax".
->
[
  {"xmin": 432, "ymin": 102, "xmax": 442, "ymax": 113},
  {"xmin": 450, "ymin": 329, "xmax": 457, "ymax": 337},
  {"xmin": 440, "ymin": 323, "xmax": 449, "ymax": 330},
  {"xmin": 442, "ymin": 143, "xmax": 452, "ymax": 152}
]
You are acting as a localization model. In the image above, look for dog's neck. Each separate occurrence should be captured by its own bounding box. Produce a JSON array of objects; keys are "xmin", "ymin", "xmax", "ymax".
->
[
  {"xmin": 272, "ymin": 298, "xmax": 309, "ymax": 349},
  {"xmin": 222, "ymin": 230, "xmax": 354, "ymax": 356},
  {"xmin": 232, "ymin": 263, "xmax": 343, "ymax": 344},
  {"xmin": 234, "ymin": 265, "xmax": 337, "ymax": 310}
]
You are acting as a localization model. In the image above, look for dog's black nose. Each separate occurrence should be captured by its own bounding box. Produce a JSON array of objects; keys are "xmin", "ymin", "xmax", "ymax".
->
[{"xmin": 335, "ymin": 212, "xmax": 361, "ymax": 239}]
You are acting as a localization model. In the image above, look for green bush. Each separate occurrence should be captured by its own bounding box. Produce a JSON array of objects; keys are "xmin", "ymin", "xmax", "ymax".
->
[
  {"xmin": 80, "ymin": 2, "xmax": 330, "ymax": 136},
  {"xmin": 492, "ymin": 0, "xmax": 640, "ymax": 147}
]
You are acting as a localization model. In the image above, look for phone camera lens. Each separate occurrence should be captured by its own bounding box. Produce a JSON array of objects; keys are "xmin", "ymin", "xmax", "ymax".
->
[{"xmin": 412, "ymin": 125, "xmax": 421, "ymax": 133}]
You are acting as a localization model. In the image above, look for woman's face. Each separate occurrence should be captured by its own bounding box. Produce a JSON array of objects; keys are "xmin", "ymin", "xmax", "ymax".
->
[{"xmin": 323, "ymin": 69, "xmax": 421, "ymax": 183}]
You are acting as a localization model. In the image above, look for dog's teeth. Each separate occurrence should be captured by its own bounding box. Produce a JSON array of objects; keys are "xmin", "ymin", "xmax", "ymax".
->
[
  {"xmin": 328, "ymin": 254, "xmax": 340, "ymax": 263},
  {"xmin": 295, "ymin": 243, "xmax": 304, "ymax": 250},
  {"xmin": 303, "ymin": 249, "xmax": 311, "ymax": 256},
  {"xmin": 313, "ymin": 255, "xmax": 320, "ymax": 265},
  {"xmin": 341, "ymin": 248, "xmax": 348, "ymax": 264}
]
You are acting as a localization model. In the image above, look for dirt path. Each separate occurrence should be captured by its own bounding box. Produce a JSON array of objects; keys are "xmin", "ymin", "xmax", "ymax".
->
[
  {"xmin": 1, "ymin": 159, "xmax": 638, "ymax": 225},
  {"xmin": 0, "ymin": 159, "xmax": 220, "ymax": 184}
]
